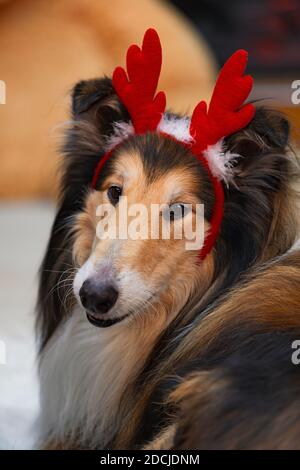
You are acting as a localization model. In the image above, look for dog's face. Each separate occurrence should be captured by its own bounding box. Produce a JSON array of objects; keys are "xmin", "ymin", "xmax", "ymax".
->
[{"xmin": 72, "ymin": 133, "xmax": 215, "ymax": 328}]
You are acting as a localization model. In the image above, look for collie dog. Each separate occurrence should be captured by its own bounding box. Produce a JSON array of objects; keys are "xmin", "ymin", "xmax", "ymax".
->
[{"xmin": 36, "ymin": 74, "xmax": 300, "ymax": 449}]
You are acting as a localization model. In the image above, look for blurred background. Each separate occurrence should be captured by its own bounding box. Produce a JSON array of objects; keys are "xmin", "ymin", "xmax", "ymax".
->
[{"xmin": 0, "ymin": 0, "xmax": 299, "ymax": 449}]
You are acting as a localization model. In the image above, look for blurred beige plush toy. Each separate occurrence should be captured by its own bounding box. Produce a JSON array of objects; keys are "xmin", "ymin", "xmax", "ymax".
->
[{"xmin": 0, "ymin": 0, "xmax": 216, "ymax": 198}]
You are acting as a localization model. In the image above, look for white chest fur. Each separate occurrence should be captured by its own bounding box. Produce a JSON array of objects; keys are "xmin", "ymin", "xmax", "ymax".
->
[{"xmin": 38, "ymin": 306, "xmax": 160, "ymax": 448}]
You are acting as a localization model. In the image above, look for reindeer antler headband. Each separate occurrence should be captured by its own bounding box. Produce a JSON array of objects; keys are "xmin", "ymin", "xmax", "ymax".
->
[{"xmin": 92, "ymin": 28, "xmax": 255, "ymax": 260}]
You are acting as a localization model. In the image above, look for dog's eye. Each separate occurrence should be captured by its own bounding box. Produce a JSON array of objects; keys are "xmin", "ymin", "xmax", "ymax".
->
[
  {"xmin": 107, "ymin": 185, "xmax": 122, "ymax": 205},
  {"xmin": 166, "ymin": 203, "xmax": 190, "ymax": 221}
]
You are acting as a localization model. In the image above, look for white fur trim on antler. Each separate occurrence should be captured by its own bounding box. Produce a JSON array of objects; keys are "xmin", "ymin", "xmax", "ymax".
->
[
  {"xmin": 203, "ymin": 139, "xmax": 240, "ymax": 184},
  {"xmin": 158, "ymin": 115, "xmax": 193, "ymax": 144},
  {"xmin": 104, "ymin": 114, "xmax": 193, "ymax": 151}
]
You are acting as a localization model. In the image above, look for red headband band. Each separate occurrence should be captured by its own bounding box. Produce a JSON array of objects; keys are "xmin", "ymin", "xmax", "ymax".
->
[{"xmin": 92, "ymin": 28, "xmax": 255, "ymax": 260}]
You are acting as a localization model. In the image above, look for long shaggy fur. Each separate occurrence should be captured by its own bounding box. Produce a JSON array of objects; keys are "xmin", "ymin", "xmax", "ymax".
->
[{"xmin": 36, "ymin": 76, "xmax": 300, "ymax": 449}]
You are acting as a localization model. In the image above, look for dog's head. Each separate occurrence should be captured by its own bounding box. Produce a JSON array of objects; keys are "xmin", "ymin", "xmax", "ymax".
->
[
  {"xmin": 65, "ymin": 76, "xmax": 293, "ymax": 329},
  {"xmin": 37, "ymin": 72, "xmax": 296, "ymax": 349}
]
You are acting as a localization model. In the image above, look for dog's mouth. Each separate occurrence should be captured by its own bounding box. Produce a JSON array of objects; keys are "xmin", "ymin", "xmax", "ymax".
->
[
  {"xmin": 84, "ymin": 291, "xmax": 157, "ymax": 328},
  {"xmin": 86, "ymin": 311, "xmax": 128, "ymax": 328}
]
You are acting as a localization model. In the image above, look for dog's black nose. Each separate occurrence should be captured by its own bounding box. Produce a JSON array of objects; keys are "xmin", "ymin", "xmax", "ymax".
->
[{"xmin": 79, "ymin": 279, "xmax": 118, "ymax": 315}]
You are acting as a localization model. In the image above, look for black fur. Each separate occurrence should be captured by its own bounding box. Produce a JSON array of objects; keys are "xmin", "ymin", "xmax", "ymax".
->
[
  {"xmin": 174, "ymin": 329, "xmax": 300, "ymax": 449},
  {"xmin": 134, "ymin": 327, "xmax": 300, "ymax": 449}
]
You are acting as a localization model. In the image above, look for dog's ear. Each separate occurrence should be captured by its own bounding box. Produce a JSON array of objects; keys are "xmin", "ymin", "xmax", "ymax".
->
[
  {"xmin": 226, "ymin": 107, "xmax": 290, "ymax": 160},
  {"xmin": 223, "ymin": 107, "xmax": 291, "ymax": 186},
  {"xmin": 60, "ymin": 78, "xmax": 130, "ymax": 206},
  {"xmin": 216, "ymin": 108, "xmax": 293, "ymax": 287},
  {"xmin": 248, "ymin": 106, "xmax": 290, "ymax": 150},
  {"xmin": 71, "ymin": 77, "xmax": 129, "ymax": 137}
]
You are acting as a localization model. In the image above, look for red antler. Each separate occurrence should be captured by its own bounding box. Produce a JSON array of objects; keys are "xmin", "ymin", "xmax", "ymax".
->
[
  {"xmin": 112, "ymin": 28, "xmax": 166, "ymax": 134},
  {"xmin": 190, "ymin": 50, "xmax": 255, "ymax": 155}
]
